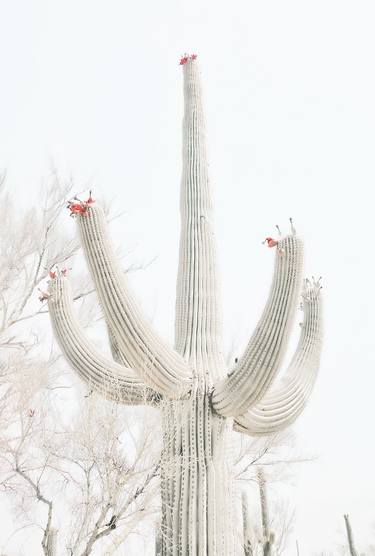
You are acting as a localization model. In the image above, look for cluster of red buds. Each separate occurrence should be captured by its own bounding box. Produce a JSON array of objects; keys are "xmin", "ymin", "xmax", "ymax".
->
[
  {"xmin": 179, "ymin": 53, "xmax": 198, "ymax": 65},
  {"xmin": 263, "ymin": 237, "xmax": 279, "ymax": 248},
  {"xmin": 48, "ymin": 267, "xmax": 69, "ymax": 280},
  {"xmin": 38, "ymin": 267, "xmax": 70, "ymax": 301},
  {"xmin": 263, "ymin": 234, "xmax": 285, "ymax": 256},
  {"xmin": 38, "ymin": 265, "xmax": 72, "ymax": 303},
  {"xmin": 67, "ymin": 190, "xmax": 95, "ymax": 217}
]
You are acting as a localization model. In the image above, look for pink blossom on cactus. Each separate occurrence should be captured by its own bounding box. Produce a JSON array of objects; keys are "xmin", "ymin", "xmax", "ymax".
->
[{"xmin": 264, "ymin": 237, "xmax": 279, "ymax": 248}]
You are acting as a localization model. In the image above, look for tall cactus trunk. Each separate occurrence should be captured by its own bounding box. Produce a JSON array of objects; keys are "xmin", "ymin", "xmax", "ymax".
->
[{"xmin": 160, "ymin": 383, "xmax": 234, "ymax": 555}]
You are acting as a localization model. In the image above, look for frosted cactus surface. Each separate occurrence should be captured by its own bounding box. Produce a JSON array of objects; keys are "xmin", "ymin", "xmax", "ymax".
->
[{"xmin": 47, "ymin": 55, "xmax": 322, "ymax": 555}]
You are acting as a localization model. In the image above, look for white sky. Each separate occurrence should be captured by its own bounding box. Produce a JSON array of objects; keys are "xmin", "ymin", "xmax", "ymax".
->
[{"xmin": 1, "ymin": 0, "xmax": 375, "ymax": 553}]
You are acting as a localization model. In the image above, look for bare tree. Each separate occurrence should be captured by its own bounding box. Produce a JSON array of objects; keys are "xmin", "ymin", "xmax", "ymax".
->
[
  {"xmin": 0, "ymin": 177, "xmax": 159, "ymax": 555},
  {"xmin": 0, "ymin": 172, "xmax": 79, "ymax": 553}
]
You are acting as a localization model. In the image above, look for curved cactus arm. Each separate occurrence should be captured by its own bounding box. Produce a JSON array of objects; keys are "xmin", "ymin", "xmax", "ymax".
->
[
  {"xmin": 174, "ymin": 56, "xmax": 225, "ymax": 378},
  {"xmin": 47, "ymin": 276, "xmax": 161, "ymax": 406},
  {"xmin": 233, "ymin": 279, "xmax": 322, "ymax": 436},
  {"xmin": 76, "ymin": 204, "xmax": 192, "ymax": 398},
  {"xmin": 212, "ymin": 234, "xmax": 303, "ymax": 417}
]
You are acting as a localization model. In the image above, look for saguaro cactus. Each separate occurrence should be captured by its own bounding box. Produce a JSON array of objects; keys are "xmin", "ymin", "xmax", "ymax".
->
[{"xmin": 47, "ymin": 55, "xmax": 323, "ymax": 555}]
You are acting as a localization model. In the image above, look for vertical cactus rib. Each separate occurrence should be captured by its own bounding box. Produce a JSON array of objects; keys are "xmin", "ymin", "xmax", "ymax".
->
[
  {"xmin": 233, "ymin": 279, "xmax": 322, "ymax": 436},
  {"xmin": 155, "ymin": 525, "xmax": 162, "ymax": 556},
  {"xmin": 212, "ymin": 235, "xmax": 303, "ymax": 417},
  {"xmin": 76, "ymin": 204, "xmax": 192, "ymax": 398},
  {"xmin": 48, "ymin": 276, "xmax": 160, "ymax": 405},
  {"xmin": 175, "ymin": 56, "xmax": 225, "ymax": 378}
]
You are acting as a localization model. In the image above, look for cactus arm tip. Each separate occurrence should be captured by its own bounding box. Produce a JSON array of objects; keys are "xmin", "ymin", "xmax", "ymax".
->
[
  {"xmin": 75, "ymin": 203, "xmax": 192, "ymax": 398},
  {"xmin": 179, "ymin": 53, "xmax": 198, "ymax": 65},
  {"xmin": 212, "ymin": 234, "xmax": 304, "ymax": 417}
]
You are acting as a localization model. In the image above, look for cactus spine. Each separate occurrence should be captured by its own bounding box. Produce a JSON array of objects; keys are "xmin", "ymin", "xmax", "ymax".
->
[{"xmin": 47, "ymin": 56, "xmax": 322, "ymax": 555}]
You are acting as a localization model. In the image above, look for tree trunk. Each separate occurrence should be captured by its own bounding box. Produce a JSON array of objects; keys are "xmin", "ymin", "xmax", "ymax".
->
[
  {"xmin": 160, "ymin": 383, "xmax": 234, "ymax": 555},
  {"xmin": 46, "ymin": 528, "xmax": 57, "ymax": 556}
]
